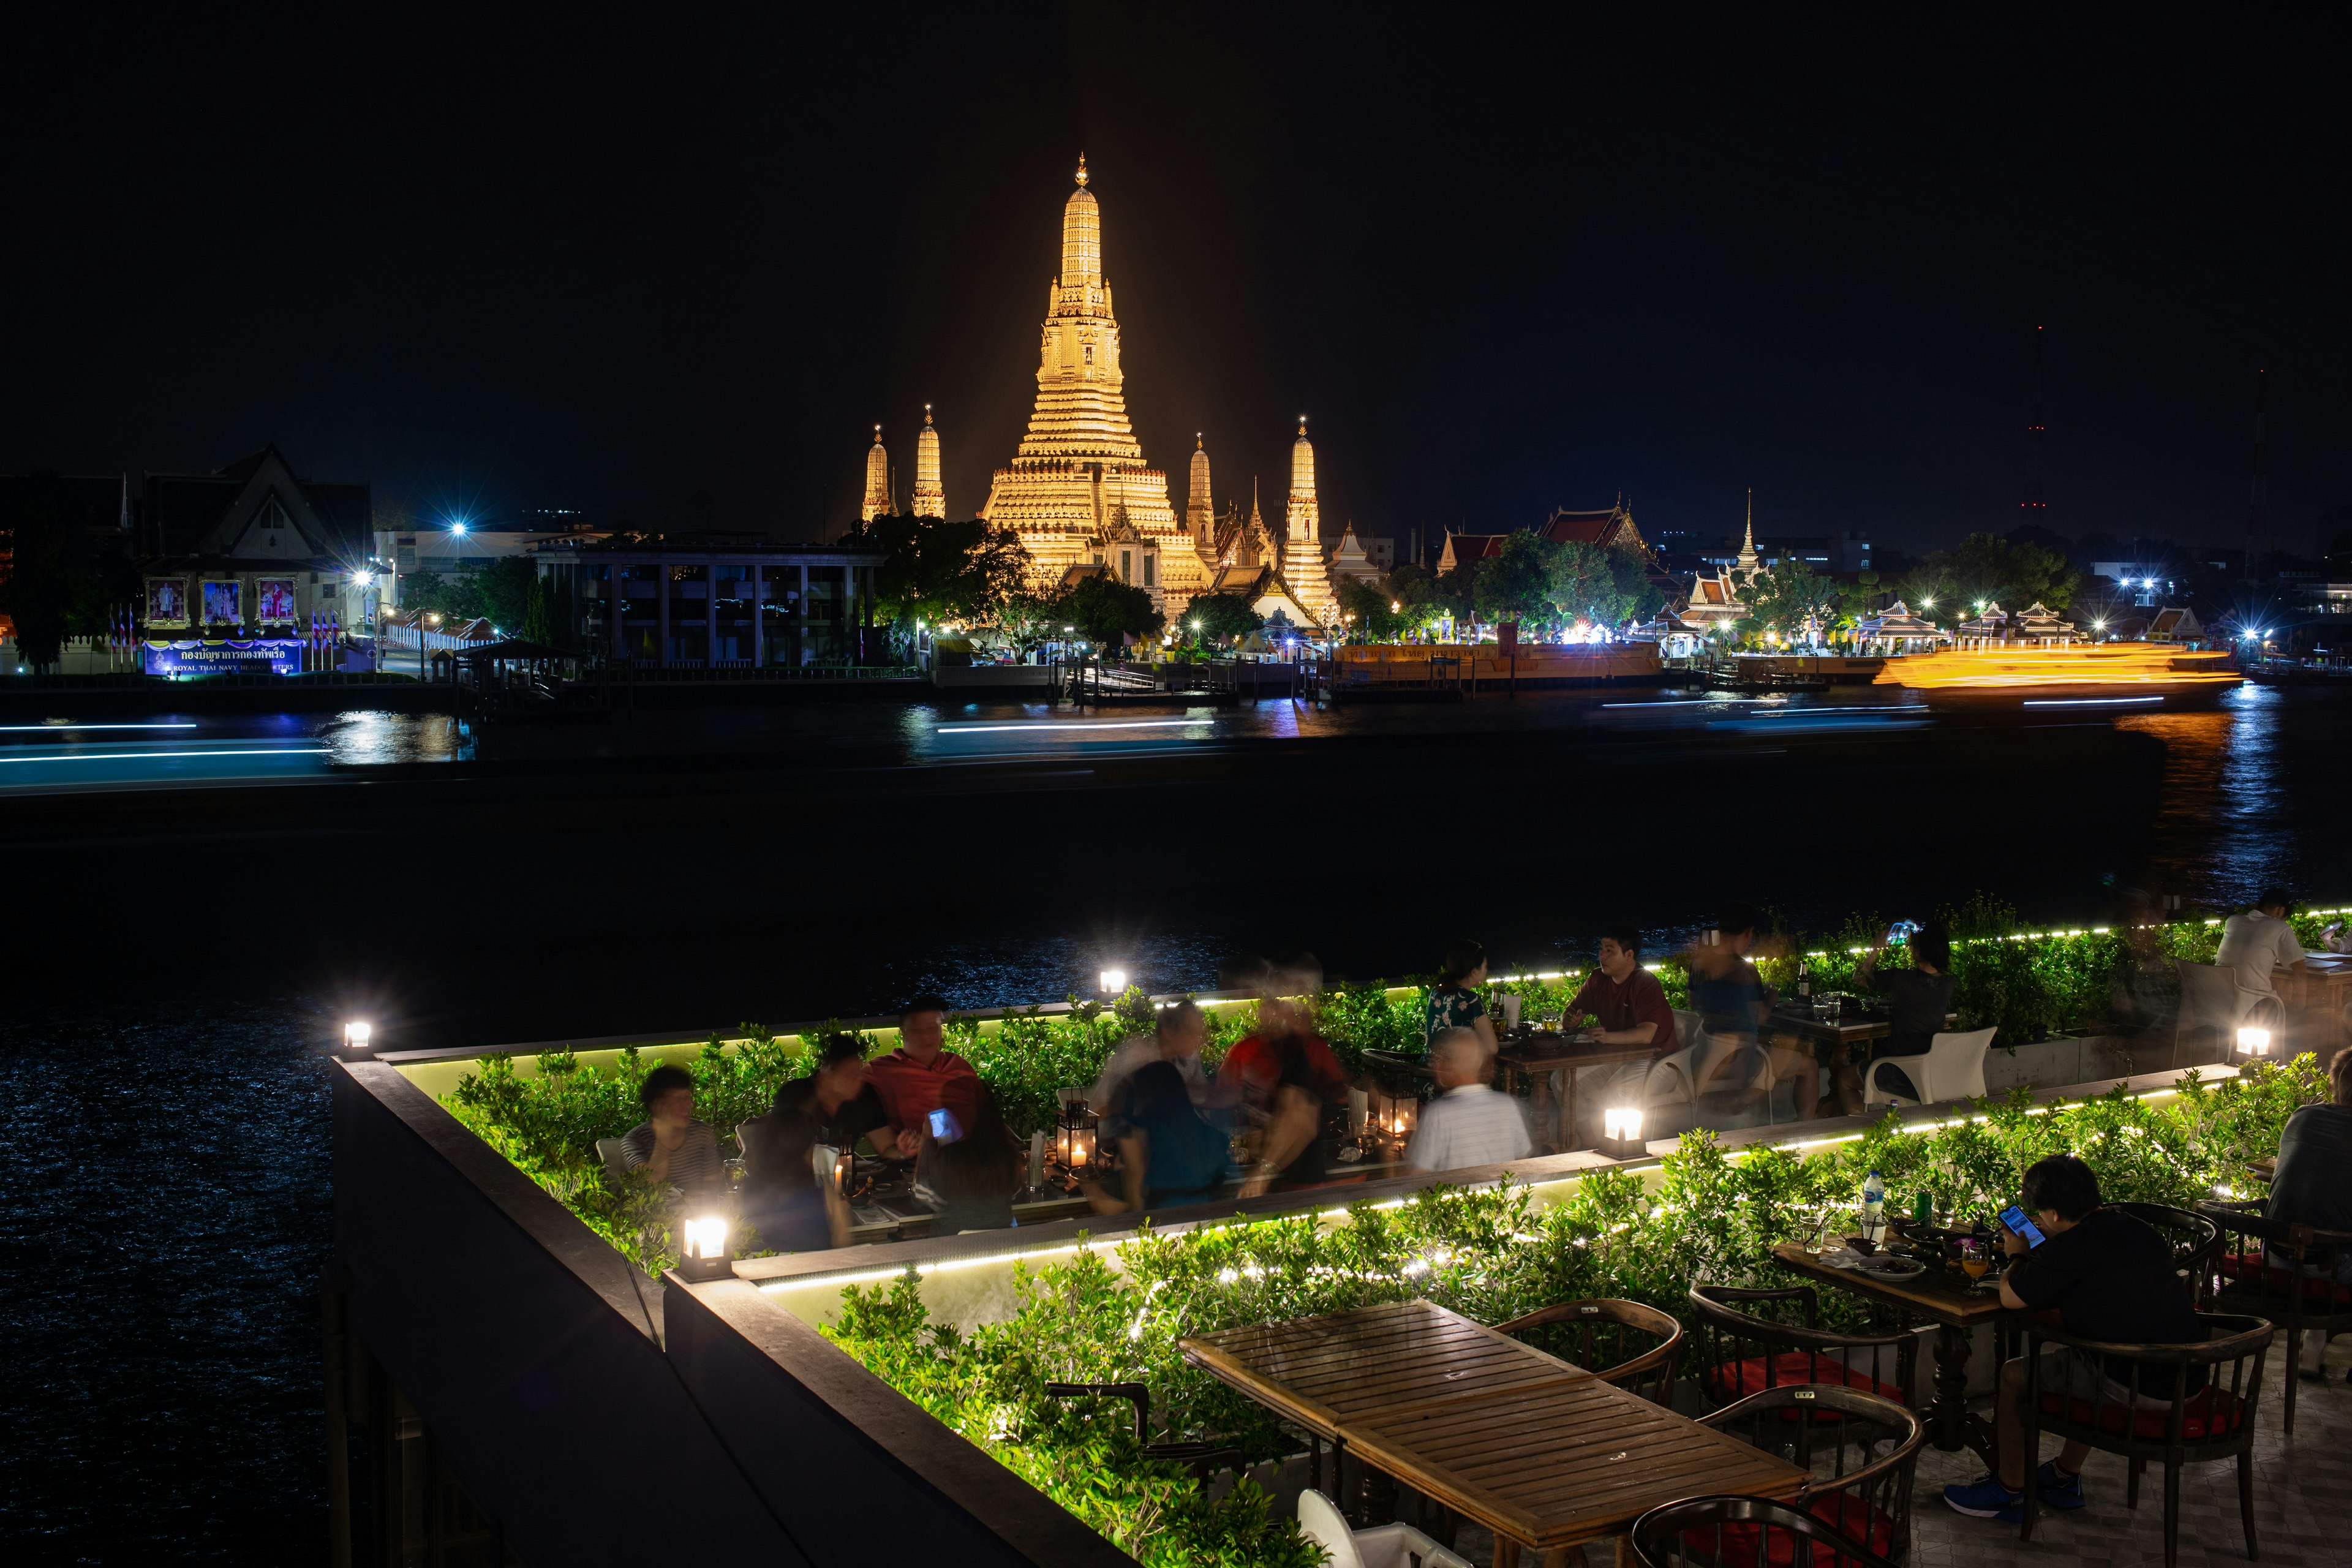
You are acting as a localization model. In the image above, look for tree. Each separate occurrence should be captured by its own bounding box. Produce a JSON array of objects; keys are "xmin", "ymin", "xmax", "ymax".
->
[
  {"xmin": 1336, "ymin": 576, "xmax": 1411, "ymax": 641},
  {"xmin": 1923, "ymin": 532, "xmax": 2081, "ymax": 612},
  {"xmin": 1743, "ymin": 559, "xmax": 1842, "ymax": 643},
  {"xmin": 0, "ymin": 477, "xmax": 138, "ymax": 670},
  {"xmin": 476, "ymin": 556, "xmax": 535, "ymax": 631},
  {"xmin": 522, "ymin": 573, "xmax": 552, "ymax": 644},
  {"xmin": 866, "ymin": 514, "xmax": 1033, "ymax": 631},
  {"xmin": 1183, "ymin": 593, "xmax": 1264, "ymax": 647},
  {"xmin": 991, "ymin": 589, "xmax": 1062, "ymax": 655},
  {"xmin": 1057, "ymin": 573, "xmax": 1163, "ymax": 646},
  {"xmin": 1471, "ymin": 532, "xmax": 1556, "ymax": 625}
]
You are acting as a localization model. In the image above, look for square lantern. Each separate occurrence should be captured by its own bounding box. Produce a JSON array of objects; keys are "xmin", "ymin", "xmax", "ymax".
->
[
  {"xmin": 2235, "ymin": 1025, "xmax": 2272, "ymax": 1058},
  {"xmin": 676, "ymin": 1214, "xmax": 734, "ymax": 1281},
  {"xmin": 1596, "ymin": 1106, "xmax": 1647, "ymax": 1160},
  {"xmin": 1055, "ymin": 1087, "xmax": 1099, "ymax": 1185}
]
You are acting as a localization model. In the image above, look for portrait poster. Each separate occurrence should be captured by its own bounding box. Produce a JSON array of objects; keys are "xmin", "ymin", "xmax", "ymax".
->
[
  {"xmin": 255, "ymin": 579, "xmax": 296, "ymax": 622},
  {"xmin": 202, "ymin": 579, "xmax": 241, "ymax": 624},
  {"xmin": 146, "ymin": 578, "xmax": 188, "ymax": 626}
]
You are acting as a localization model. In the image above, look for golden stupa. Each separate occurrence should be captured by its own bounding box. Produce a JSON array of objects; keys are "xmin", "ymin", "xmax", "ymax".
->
[{"xmin": 982, "ymin": 157, "xmax": 1210, "ymax": 608}]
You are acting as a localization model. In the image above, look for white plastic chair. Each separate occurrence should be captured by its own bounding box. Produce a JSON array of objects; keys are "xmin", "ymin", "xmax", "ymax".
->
[
  {"xmin": 1295, "ymin": 1488, "xmax": 1472, "ymax": 1568},
  {"xmin": 1863, "ymin": 1026, "xmax": 1996, "ymax": 1107},
  {"xmin": 2174, "ymin": 959, "xmax": 2267, "ymax": 1066},
  {"xmin": 594, "ymin": 1137, "xmax": 633, "ymax": 1185}
]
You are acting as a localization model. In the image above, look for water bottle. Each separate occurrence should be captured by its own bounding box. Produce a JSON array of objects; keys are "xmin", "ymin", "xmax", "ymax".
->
[{"xmin": 1862, "ymin": 1169, "xmax": 1885, "ymax": 1235}]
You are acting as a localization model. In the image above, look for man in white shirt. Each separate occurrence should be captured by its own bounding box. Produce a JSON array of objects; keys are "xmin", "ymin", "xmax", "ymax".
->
[
  {"xmin": 2214, "ymin": 888, "xmax": 2307, "ymax": 996},
  {"xmin": 1408, "ymin": 1027, "xmax": 1531, "ymax": 1174}
]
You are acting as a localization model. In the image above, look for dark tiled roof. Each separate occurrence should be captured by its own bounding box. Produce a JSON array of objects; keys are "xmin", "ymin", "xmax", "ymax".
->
[{"xmin": 1540, "ymin": 507, "xmax": 1624, "ymax": 546}]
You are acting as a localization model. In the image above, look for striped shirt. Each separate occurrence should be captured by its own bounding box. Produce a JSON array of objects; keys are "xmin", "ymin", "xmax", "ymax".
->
[
  {"xmin": 621, "ymin": 1118, "xmax": 725, "ymax": 1190},
  {"xmin": 1406, "ymin": 1084, "xmax": 1531, "ymax": 1174}
]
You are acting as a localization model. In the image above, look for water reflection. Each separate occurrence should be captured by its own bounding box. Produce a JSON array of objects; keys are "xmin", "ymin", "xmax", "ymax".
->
[{"xmin": 2120, "ymin": 684, "xmax": 2298, "ymax": 903}]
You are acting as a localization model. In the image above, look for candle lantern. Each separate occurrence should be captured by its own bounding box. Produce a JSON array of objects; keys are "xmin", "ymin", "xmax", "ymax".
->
[
  {"xmin": 1596, "ymin": 1106, "xmax": 1647, "ymax": 1160},
  {"xmin": 1359, "ymin": 1049, "xmax": 1433, "ymax": 1152},
  {"xmin": 1054, "ymin": 1087, "xmax": 1099, "ymax": 1185},
  {"xmin": 677, "ymin": 1214, "xmax": 734, "ymax": 1281}
]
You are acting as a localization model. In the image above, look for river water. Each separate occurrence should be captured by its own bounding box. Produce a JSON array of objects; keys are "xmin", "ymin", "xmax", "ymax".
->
[{"xmin": 1, "ymin": 681, "xmax": 2341, "ymax": 1561}]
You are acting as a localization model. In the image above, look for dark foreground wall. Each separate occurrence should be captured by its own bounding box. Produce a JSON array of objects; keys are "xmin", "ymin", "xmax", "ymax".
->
[{"xmin": 331, "ymin": 1061, "xmax": 1131, "ymax": 1566}]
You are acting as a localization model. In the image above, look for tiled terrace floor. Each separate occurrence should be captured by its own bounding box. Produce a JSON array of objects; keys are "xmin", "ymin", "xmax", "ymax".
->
[{"xmin": 1420, "ymin": 1336, "xmax": 2350, "ymax": 1567}]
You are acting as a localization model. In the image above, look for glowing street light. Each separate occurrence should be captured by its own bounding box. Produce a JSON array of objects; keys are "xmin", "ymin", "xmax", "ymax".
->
[
  {"xmin": 677, "ymin": 1215, "xmax": 734, "ymax": 1281},
  {"xmin": 1099, "ymin": 968, "xmax": 1128, "ymax": 995},
  {"xmin": 450, "ymin": 520, "xmax": 469, "ymax": 536},
  {"xmin": 343, "ymin": 1020, "xmax": 372, "ymax": 1055},
  {"xmin": 351, "ymin": 570, "xmax": 374, "ymax": 587}
]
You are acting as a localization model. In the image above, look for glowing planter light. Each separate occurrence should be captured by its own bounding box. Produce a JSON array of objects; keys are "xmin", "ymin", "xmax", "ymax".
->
[
  {"xmin": 1597, "ymin": 1106, "xmax": 1647, "ymax": 1160},
  {"xmin": 677, "ymin": 1214, "xmax": 734, "ymax": 1281},
  {"xmin": 1099, "ymin": 967, "xmax": 1127, "ymax": 995},
  {"xmin": 342, "ymin": 1020, "xmax": 373, "ymax": 1057},
  {"xmin": 2236, "ymin": 1025, "xmax": 2273, "ymax": 1058}
]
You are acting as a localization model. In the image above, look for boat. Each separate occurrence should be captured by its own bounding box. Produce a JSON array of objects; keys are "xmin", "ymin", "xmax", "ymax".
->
[{"xmin": 1871, "ymin": 642, "xmax": 2241, "ymax": 710}]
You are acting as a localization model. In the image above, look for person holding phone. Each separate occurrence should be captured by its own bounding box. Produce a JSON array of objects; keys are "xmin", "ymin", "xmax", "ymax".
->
[
  {"xmin": 1943, "ymin": 1155, "xmax": 2206, "ymax": 1524},
  {"xmin": 914, "ymin": 1082, "xmax": 1022, "ymax": 1234}
]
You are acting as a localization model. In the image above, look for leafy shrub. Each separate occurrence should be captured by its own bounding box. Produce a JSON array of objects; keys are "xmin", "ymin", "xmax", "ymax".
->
[{"xmin": 825, "ymin": 1055, "xmax": 2323, "ymax": 1566}]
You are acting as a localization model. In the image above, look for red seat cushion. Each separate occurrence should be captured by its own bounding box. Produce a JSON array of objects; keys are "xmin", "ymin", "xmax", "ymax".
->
[
  {"xmin": 2215, "ymin": 1251, "xmax": 2352, "ymax": 1305},
  {"xmin": 1703, "ymin": 1352, "xmax": 1907, "ymax": 1411},
  {"xmin": 2035, "ymin": 1381, "xmax": 2245, "ymax": 1441},
  {"xmin": 1694, "ymin": 1495, "xmax": 1898, "ymax": 1567}
]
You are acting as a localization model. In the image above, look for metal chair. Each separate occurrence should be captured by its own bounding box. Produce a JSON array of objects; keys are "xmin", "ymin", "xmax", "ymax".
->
[
  {"xmin": 2016, "ymin": 1311, "xmax": 2273, "ymax": 1568},
  {"xmin": 1689, "ymin": 1284, "xmax": 1918, "ymax": 1412},
  {"xmin": 1695, "ymin": 1385, "xmax": 1923, "ymax": 1566},
  {"xmin": 592, "ymin": 1137, "xmax": 633, "ymax": 1186},
  {"xmin": 1630, "ymin": 1494, "xmax": 1899, "ymax": 1568},
  {"xmin": 1861, "ymin": 1027, "xmax": 1995, "ymax": 1108},
  {"xmin": 1039, "ymin": 1381, "xmax": 1245, "ymax": 1488},
  {"xmin": 2196, "ymin": 1198, "xmax": 2352, "ymax": 1434},
  {"xmin": 1495, "ymin": 1297, "xmax": 1683, "ymax": 1406},
  {"xmin": 2109, "ymin": 1202, "xmax": 2223, "ymax": 1308}
]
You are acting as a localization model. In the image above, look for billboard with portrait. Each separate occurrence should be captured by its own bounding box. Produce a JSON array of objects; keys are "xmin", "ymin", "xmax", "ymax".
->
[
  {"xmin": 202, "ymin": 580, "xmax": 241, "ymax": 624},
  {"xmin": 146, "ymin": 578, "xmax": 189, "ymax": 627},
  {"xmin": 255, "ymin": 579, "xmax": 296, "ymax": 623}
]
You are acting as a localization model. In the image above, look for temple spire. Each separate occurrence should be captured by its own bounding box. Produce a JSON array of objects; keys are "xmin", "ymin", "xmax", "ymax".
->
[
  {"xmin": 861, "ymin": 424, "xmax": 890, "ymax": 522},
  {"xmin": 1186, "ymin": 431, "xmax": 1213, "ymax": 545},
  {"xmin": 913, "ymin": 404, "xmax": 946, "ymax": 519},
  {"xmin": 1735, "ymin": 489, "xmax": 1762, "ymax": 581}
]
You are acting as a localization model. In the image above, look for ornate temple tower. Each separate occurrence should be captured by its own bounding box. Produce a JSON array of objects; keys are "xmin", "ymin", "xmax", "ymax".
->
[
  {"xmin": 1186, "ymin": 434, "xmax": 1214, "ymax": 553},
  {"xmin": 861, "ymin": 426, "xmax": 891, "ymax": 522},
  {"xmin": 1280, "ymin": 419, "xmax": 1337, "ymax": 622},
  {"xmin": 912, "ymin": 405, "xmax": 946, "ymax": 519},
  {"xmin": 981, "ymin": 158, "xmax": 1188, "ymax": 597},
  {"xmin": 1734, "ymin": 489, "xmax": 1762, "ymax": 584}
]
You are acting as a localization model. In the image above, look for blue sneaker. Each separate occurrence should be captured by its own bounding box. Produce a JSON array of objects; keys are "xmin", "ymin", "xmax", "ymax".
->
[
  {"xmin": 1943, "ymin": 1473, "xmax": 2024, "ymax": 1518},
  {"xmin": 2033, "ymin": 1460, "xmax": 2087, "ymax": 1511}
]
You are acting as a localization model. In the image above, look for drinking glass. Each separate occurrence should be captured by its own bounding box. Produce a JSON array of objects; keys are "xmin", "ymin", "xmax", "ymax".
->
[{"xmin": 1961, "ymin": 1241, "xmax": 1992, "ymax": 1294}]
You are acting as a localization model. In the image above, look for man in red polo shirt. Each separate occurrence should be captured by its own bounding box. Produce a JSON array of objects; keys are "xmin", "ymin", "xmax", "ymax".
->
[
  {"xmin": 1561, "ymin": 928, "xmax": 1680, "ymax": 1145},
  {"xmin": 863, "ymin": 994, "xmax": 980, "ymax": 1159}
]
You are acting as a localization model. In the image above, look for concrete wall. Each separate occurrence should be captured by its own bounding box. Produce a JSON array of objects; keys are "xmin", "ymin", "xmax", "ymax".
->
[{"xmin": 333, "ymin": 1061, "xmax": 1137, "ymax": 1567}]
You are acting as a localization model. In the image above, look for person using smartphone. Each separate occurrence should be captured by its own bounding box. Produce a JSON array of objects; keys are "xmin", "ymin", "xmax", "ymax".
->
[
  {"xmin": 1836, "ymin": 920, "xmax": 1956, "ymax": 1112},
  {"xmin": 1942, "ymin": 1155, "xmax": 2206, "ymax": 1525}
]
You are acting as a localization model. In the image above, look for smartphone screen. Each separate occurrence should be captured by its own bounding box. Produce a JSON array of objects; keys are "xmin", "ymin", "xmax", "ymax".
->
[
  {"xmin": 1999, "ymin": 1204, "xmax": 2047, "ymax": 1248},
  {"xmin": 927, "ymin": 1108, "xmax": 950, "ymax": 1138}
]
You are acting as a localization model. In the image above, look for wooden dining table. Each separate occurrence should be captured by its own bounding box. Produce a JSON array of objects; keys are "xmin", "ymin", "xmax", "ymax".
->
[
  {"xmin": 1181, "ymin": 1299, "xmax": 1807, "ymax": 1567},
  {"xmin": 1770, "ymin": 1241, "xmax": 2012, "ymax": 1468},
  {"xmin": 1496, "ymin": 1035, "xmax": 1664, "ymax": 1153},
  {"xmin": 2278, "ymin": 953, "xmax": 2352, "ymax": 1055}
]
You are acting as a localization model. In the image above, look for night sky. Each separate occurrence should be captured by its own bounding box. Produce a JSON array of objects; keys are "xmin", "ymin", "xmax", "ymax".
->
[{"xmin": 5, "ymin": 9, "xmax": 2347, "ymax": 554}]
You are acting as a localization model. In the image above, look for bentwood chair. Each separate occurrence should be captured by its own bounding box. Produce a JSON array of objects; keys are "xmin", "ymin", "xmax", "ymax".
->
[
  {"xmin": 1630, "ymin": 1495, "xmax": 1899, "ymax": 1568},
  {"xmin": 1695, "ymin": 1386, "xmax": 1923, "ymax": 1566},
  {"xmin": 1039, "ymin": 1381, "xmax": 1245, "ymax": 1490},
  {"xmin": 2016, "ymin": 1311, "xmax": 2273, "ymax": 1568},
  {"xmin": 2196, "ymin": 1198, "xmax": 2352, "ymax": 1434},
  {"xmin": 1688, "ymin": 1284, "xmax": 1918, "ymax": 1413},
  {"xmin": 1496, "ymin": 1297, "xmax": 1683, "ymax": 1406}
]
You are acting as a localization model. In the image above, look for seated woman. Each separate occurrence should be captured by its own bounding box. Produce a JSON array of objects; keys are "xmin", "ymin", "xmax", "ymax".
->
[
  {"xmin": 1093, "ymin": 1059, "xmax": 1232, "ymax": 1213},
  {"xmin": 739, "ymin": 1035, "xmax": 896, "ymax": 1252},
  {"xmin": 914, "ymin": 1083, "xmax": 1023, "ymax": 1234},
  {"xmin": 620, "ymin": 1065, "xmax": 725, "ymax": 1197},
  {"xmin": 1841, "ymin": 920, "xmax": 1958, "ymax": 1109}
]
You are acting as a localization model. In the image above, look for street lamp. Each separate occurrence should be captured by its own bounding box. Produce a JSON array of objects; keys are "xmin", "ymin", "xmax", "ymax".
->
[{"xmin": 1099, "ymin": 967, "xmax": 1127, "ymax": 995}]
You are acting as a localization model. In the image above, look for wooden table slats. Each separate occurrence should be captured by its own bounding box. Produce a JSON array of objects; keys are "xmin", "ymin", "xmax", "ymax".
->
[{"xmin": 1183, "ymin": 1299, "xmax": 1807, "ymax": 1556}]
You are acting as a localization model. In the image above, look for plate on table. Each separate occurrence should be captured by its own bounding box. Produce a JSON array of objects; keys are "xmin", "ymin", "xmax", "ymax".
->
[{"xmin": 1849, "ymin": 1255, "xmax": 1927, "ymax": 1283}]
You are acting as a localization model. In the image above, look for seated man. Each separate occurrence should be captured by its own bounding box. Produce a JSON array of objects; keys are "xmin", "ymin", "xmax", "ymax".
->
[
  {"xmin": 1687, "ymin": 903, "xmax": 1822, "ymax": 1122},
  {"xmin": 2269, "ymin": 1045, "xmax": 2352, "ymax": 1380},
  {"xmin": 864, "ymin": 994, "xmax": 979, "ymax": 1159},
  {"xmin": 1092, "ymin": 1058, "xmax": 1232, "ymax": 1214},
  {"xmin": 1562, "ymin": 927, "xmax": 1679, "ymax": 1140},
  {"xmin": 1407, "ymin": 1027, "xmax": 1531, "ymax": 1174},
  {"xmin": 1945, "ymin": 1154, "xmax": 2207, "ymax": 1523},
  {"xmin": 620, "ymin": 1065, "xmax": 725, "ymax": 1195},
  {"xmin": 741, "ymin": 1034, "xmax": 901, "ymax": 1250},
  {"xmin": 1091, "ymin": 999, "xmax": 1210, "ymax": 1121}
]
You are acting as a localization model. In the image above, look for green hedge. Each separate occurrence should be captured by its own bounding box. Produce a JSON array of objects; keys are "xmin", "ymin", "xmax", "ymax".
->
[{"xmin": 823, "ymin": 1057, "xmax": 2323, "ymax": 1567}]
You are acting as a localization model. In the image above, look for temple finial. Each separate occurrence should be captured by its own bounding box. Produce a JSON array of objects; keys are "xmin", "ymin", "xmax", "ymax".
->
[{"xmin": 1074, "ymin": 153, "xmax": 1088, "ymax": 187}]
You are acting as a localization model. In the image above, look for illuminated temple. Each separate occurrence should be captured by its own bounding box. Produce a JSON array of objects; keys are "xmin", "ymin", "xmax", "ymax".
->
[{"xmin": 980, "ymin": 159, "xmax": 1335, "ymax": 622}]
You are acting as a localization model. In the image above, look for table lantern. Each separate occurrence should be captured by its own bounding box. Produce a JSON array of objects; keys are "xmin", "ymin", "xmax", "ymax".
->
[
  {"xmin": 677, "ymin": 1214, "xmax": 733, "ymax": 1281},
  {"xmin": 1365, "ymin": 1079, "xmax": 1419, "ymax": 1147},
  {"xmin": 1055, "ymin": 1087, "xmax": 1098, "ymax": 1183},
  {"xmin": 2235, "ymin": 1025, "xmax": 2272, "ymax": 1057},
  {"xmin": 1597, "ymin": 1106, "xmax": 1646, "ymax": 1160}
]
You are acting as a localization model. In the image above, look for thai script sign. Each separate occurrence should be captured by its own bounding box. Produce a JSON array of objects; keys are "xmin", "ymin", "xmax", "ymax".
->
[{"xmin": 142, "ymin": 639, "xmax": 304, "ymax": 676}]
